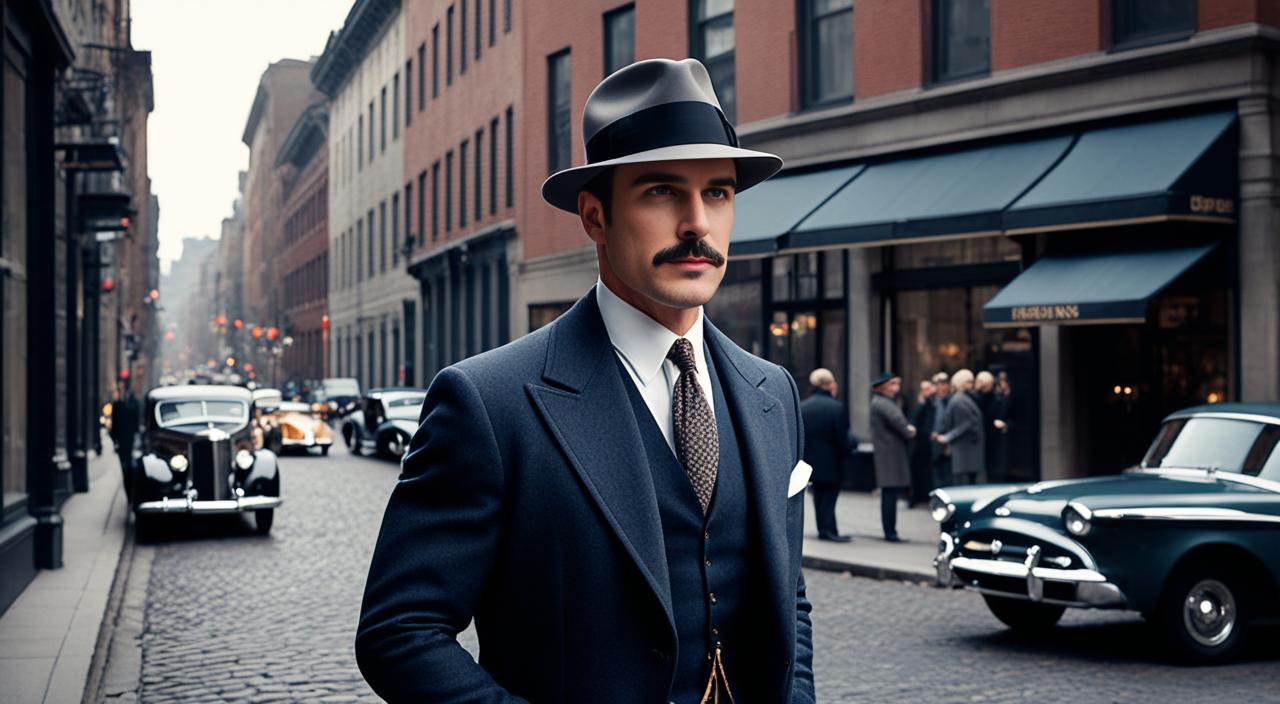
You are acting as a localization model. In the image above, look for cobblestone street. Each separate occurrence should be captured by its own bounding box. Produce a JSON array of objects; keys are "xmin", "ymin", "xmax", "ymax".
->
[{"xmin": 126, "ymin": 441, "xmax": 1279, "ymax": 703}]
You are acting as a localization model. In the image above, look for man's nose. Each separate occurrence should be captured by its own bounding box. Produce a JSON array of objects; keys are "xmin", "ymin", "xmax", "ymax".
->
[{"xmin": 677, "ymin": 193, "xmax": 711, "ymax": 240}]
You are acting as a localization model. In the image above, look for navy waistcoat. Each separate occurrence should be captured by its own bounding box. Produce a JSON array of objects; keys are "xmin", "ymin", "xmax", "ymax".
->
[{"xmin": 617, "ymin": 348, "xmax": 765, "ymax": 703}]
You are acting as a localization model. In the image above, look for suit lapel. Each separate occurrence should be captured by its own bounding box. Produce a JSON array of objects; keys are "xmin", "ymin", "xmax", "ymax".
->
[
  {"xmin": 703, "ymin": 321, "xmax": 794, "ymax": 642},
  {"xmin": 526, "ymin": 290, "xmax": 675, "ymax": 630}
]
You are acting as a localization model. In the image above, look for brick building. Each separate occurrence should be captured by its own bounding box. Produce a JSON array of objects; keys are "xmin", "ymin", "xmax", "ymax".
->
[
  {"xmin": 277, "ymin": 104, "xmax": 331, "ymax": 384},
  {"xmin": 514, "ymin": 0, "xmax": 1279, "ymax": 482}
]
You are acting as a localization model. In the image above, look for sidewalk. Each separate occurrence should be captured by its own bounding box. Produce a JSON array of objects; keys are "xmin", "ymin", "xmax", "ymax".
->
[
  {"xmin": 0, "ymin": 444, "xmax": 129, "ymax": 704},
  {"xmin": 801, "ymin": 490, "xmax": 940, "ymax": 584}
]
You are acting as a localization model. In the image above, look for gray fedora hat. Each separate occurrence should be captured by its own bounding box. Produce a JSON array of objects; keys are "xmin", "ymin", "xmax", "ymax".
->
[{"xmin": 540, "ymin": 57, "xmax": 783, "ymax": 214}]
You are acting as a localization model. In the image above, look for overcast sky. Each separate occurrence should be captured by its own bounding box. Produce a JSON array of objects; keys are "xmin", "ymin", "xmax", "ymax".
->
[{"xmin": 132, "ymin": 0, "xmax": 355, "ymax": 274}]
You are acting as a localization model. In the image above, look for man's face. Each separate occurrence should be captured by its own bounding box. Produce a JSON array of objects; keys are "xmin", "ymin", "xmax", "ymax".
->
[
  {"xmin": 882, "ymin": 378, "xmax": 901, "ymax": 398},
  {"xmin": 938, "ymin": 382, "xmax": 951, "ymax": 398},
  {"xmin": 580, "ymin": 159, "xmax": 736, "ymax": 315},
  {"xmin": 920, "ymin": 381, "xmax": 935, "ymax": 399}
]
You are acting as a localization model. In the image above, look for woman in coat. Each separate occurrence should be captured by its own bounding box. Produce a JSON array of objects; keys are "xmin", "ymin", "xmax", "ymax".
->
[{"xmin": 934, "ymin": 369, "xmax": 986, "ymax": 485}]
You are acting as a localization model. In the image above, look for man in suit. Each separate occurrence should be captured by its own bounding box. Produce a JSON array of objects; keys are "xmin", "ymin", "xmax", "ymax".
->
[
  {"xmin": 934, "ymin": 368, "xmax": 986, "ymax": 485},
  {"xmin": 907, "ymin": 379, "xmax": 937, "ymax": 508},
  {"xmin": 869, "ymin": 373, "xmax": 916, "ymax": 542},
  {"xmin": 800, "ymin": 368, "xmax": 854, "ymax": 542},
  {"xmin": 357, "ymin": 58, "xmax": 815, "ymax": 703}
]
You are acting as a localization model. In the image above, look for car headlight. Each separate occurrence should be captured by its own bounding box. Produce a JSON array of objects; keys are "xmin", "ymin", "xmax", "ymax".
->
[
  {"xmin": 169, "ymin": 454, "xmax": 189, "ymax": 472},
  {"xmin": 1063, "ymin": 502, "xmax": 1092, "ymax": 537},
  {"xmin": 929, "ymin": 490, "xmax": 956, "ymax": 523},
  {"xmin": 235, "ymin": 449, "xmax": 255, "ymax": 470}
]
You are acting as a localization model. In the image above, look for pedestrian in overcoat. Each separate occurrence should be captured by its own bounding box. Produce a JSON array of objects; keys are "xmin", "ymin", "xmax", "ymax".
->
[
  {"xmin": 801, "ymin": 368, "xmax": 855, "ymax": 542},
  {"xmin": 935, "ymin": 368, "xmax": 986, "ymax": 485},
  {"xmin": 907, "ymin": 380, "xmax": 937, "ymax": 507},
  {"xmin": 870, "ymin": 373, "xmax": 916, "ymax": 541}
]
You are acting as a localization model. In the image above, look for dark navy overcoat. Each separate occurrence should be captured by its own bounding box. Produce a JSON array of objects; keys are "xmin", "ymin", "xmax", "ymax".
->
[{"xmin": 356, "ymin": 288, "xmax": 816, "ymax": 703}]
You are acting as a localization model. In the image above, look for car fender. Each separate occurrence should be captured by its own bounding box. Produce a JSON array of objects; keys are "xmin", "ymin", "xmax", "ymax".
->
[
  {"xmin": 131, "ymin": 453, "xmax": 174, "ymax": 506},
  {"xmin": 245, "ymin": 449, "xmax": 280, "ymax": 497}
]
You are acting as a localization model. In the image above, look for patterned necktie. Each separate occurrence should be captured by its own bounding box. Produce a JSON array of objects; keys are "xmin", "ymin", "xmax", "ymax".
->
[{"xmin": 667, "ymin": 338, "xmax": 719, "ymax": 514}]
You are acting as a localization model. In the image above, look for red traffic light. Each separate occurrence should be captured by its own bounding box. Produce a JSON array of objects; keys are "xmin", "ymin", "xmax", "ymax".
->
[
  {"xmin": 102, "ymin": 278, "xmax": 115, "ymax": 292},
  {"xmin": 266, "ymin": 326, "xmax": 279, "ymax": 342},
  {"xmin": 118, "ymin": 368, "xmax": 129, "ymax": 380}
]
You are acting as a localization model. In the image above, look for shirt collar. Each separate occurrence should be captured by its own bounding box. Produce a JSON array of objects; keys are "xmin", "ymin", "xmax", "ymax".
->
[{"xmin": 595, "ymin": 278, "xmax": 705, "ymax": 387}]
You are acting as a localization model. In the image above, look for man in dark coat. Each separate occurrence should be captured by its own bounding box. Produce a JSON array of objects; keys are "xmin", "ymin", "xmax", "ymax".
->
[
  {"xmin": 929, "ymin": 371, "xmax": 953, "ymax": 490},
  {"xmin": 907, "ymin": 379, "xmax": 937, "ymax": 507},
  {"xmin": 869, "ymin": 373, "xmax": 916, "ymax": 542},
  {"xmin": 801, "ymin": 368, "xmax": 855, "ymax": 542},
  {"xmin": 935, "ymin": 369, "xmax": 986, "ymax": 485},
  {"xmin": 110, "ymin": 389, "xmax": 141, "ymax": 498},
  {"xmin": 357, "ymin": 59, "xmax": 815, "ymax": 703}
]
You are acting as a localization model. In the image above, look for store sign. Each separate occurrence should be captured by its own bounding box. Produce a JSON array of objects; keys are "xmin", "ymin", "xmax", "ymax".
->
[
  {"xmin": 1011, "ymin": 304, "xmax": 1080, "ymax": 322},
  {"xmin": 1189, "ymin": 195, "xmax": 1234, "ymax": 216}
]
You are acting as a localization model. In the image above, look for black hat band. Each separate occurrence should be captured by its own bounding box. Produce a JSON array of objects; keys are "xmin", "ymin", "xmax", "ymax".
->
[{"xmin": 585, "ymin": 100, "xmax": 739, "ymax": 165}]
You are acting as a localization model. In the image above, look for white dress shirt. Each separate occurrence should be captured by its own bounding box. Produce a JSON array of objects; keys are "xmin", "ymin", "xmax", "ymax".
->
[{"xmin": 595, "ymin": 278, "xmax": 716, "ymax": 458}]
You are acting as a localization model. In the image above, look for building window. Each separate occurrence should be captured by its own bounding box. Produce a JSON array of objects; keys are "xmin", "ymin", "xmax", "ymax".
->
[
  {"xmin": 931, "ymin": 0, "xmax": 989, "ymax": 83},
  {"xmin": 380, "ymin": 85, "xmax": 388, "ymax": 151},
  {"xmin": 802, "ymin": 0, "xmax": 853, "ymax": 106},
  {"xmin": 529, "ymin": 302, "xmax": 574, "ymax": 331},
  {"xmin": 604, "ymin": 4, "xmax": 635, "ymax": 77},
  {"xmin": 547, "ymin": 49, "xmax": 571, "ymax": 175},
  {"xmin": 417, "ymin": 172, "xmax": 427, "ymax": 245},
  {"xmin": 460, "ymin": 139, "xmax": 469, "ymax": 228},
  {"xmin": 691, "ymin": 0, "xmax": 735, "ymax": 123},
  {"xmin": 419, "ymin": 42, "xmax": 427, "ymax": 109},
  {"xmin": 489, "ymin": 0, "xmax": 496, "ymax": 45},
  {"xmin": 406, "ymin": 59, "xmax": 413, "ymax": 125},
  {"xmin": 475, "ymin": 128, "xmax": 484, "ymax": 222},
  {"xmin": 504, "ymin": 0, "xmax": 512, "ymax": 33},
  {"xmin": 392, "ymin": 192, "xmax": 400, "ymax": 265},
  {"xmin": 432, "ymin": 161, "xmax": 441, "ymax": 239},
  {"xmin": 368, "ymin": 209, "xmax": 376, "ymax": 278},
  {"xmin": 357, "ymin": 115, "xmax": 364, "ymax": 170},
  {"xmin": 356, "ymin": 221, "xmax": 364, "ymax": 281},
  {"xmin": 461, "ymin": 0, "xmax": 468, "ymax": 74},
  {"xmin": 447, "ymin": 6, "xmax": 455, "ymax": 85},
  {"xmin": 1112, "ymin": 0, "xmax": 1194, "ymax": 49},
  {"xmin": 432, "ymin": 26, "xmax": 440, "ymax": 98},
  {"xmin": 381, "ymin": 201, "xmax": 387, "ymax": 273},
  {"xmin": 393, "ymin": 73, "xmax": 401, "ymax": 139},
  {"xmin": 368, "ymin": 101, "xmax": 375, "ymax": 162},
  {"xmin": 505, "ymin": 106, "xmax": 514, "ymax": 208},
  {"xmin": 445, "ymin": 151, "xmax": 454, "ymax": 233},
  {"xmin": 489, "ymin": 117, "xmax": 498, "ymax": 215},
  {"xmin": 406, "ymin": 181, "xmax": 415, "ymax": 251},
  {"xmin": 475, "ymin": 0, "xmax": 482, "ymax": 60}
]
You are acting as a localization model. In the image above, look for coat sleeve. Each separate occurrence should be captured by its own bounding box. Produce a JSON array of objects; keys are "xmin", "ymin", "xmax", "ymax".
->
[
  {"xmin": 888, "ymin": 403, "xmax": 916, "ymax": 440},
  {"xmin": 941, "ymin": 397, "xmax": 977, "ymax": 444},
  {"xmin": 355, "ymin": 367, "xmax": 528, "ymax": 703},
  {"xmin": 783, "ymin": 368, "xmax": 816, "ymax": 702}
]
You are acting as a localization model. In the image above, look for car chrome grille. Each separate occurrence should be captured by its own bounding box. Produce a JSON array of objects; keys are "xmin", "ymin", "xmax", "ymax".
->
[{"xmin": 189, "ymin": 434, "xmax": 232, "ymax": 501}]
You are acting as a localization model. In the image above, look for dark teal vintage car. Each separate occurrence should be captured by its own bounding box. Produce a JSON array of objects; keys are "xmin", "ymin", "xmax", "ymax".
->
[{"xmin": 931, "ymin": 403, "xmax": 1280, "ymax": 663}]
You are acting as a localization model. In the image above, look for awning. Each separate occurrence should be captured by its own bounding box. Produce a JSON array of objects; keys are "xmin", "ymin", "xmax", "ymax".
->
[
  {"xmin": 981, "ymin": 244, "xmax": 1216, "ymax": 327},
  {"xmin": 786, "ymin": 135, "xmax": 1073, "ymax": 250},
  {"xmin": 729, "ymin": 164, "xmax": 864, "ymax": 256},
  {"xmin": 1005, "ymin": 111, "xmax": 1237, "ymax": 233}
]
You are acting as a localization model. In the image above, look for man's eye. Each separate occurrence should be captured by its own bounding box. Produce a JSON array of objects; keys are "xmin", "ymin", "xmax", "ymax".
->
[
  {"xmin": 705, "ymin": 188, "xmax": 729, "ymax": 199},
  {"xmin": 647, "ymin": 185, "xmax": 675, "ymax": 196}
]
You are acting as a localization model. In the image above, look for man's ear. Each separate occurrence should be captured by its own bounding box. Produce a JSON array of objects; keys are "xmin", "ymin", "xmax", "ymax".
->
[{"xmin": 578, "ymin": 191, "xmax": 606, "ymax": 244}]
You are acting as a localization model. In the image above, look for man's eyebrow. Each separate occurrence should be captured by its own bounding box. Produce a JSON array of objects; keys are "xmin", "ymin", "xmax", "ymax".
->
[
  {"xmin": 708, "ymin": 176, "xmax": 738, "ymax": 190},
  {"xmin": 629, "ymin": 172, "xmax": 688, "ymax": 187}
]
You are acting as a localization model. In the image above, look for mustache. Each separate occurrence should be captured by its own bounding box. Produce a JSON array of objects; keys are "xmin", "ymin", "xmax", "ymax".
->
[{"xmin": 652, "ymin": 239, "xmax": 726, "ymax": 268}]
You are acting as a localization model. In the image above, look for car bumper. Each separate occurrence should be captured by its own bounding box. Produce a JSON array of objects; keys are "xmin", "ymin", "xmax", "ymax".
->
[
  {"xmin": 936, "ymin": 535, "xmax": 1129, "ymax": 608},
  {"xmin": 136, "ymin": 495, "xmax": 282, "ymax": 514},
  {"xmin": 281, "ymin": 435, "xmax": 332, "ymax": 447}
]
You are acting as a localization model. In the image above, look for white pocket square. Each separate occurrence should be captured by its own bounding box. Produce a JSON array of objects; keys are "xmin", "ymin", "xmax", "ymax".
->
[{"xmin": 787, "ymin": 460, "xmax": 813, "ymax": 498}]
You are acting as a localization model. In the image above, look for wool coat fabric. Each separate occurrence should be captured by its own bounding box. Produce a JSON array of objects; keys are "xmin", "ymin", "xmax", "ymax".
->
[
  {"xmin": 356, "ymin": 289, "xmax": 815, "ymax": 703},
  {"xmin": 800, "ymin": 389, "xmax": 852, "ymax": 486},
  {"xmin": 941, "ymin": 390, "xmax": 986, "ymax": 480},
  {"xmin": 869, "ymin": 394, "xmax": 914, "ymax": 488}
]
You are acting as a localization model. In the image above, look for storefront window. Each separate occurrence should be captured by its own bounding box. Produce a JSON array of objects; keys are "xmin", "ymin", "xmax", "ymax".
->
[{"xmin": 706, "ymin": 258, "xmax": 763, "ymax": 357}]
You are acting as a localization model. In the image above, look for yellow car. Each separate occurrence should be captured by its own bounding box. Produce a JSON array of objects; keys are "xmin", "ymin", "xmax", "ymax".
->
[{"xmin": 259, "ymin": 401, "xmax": 334, "ymax": 456}]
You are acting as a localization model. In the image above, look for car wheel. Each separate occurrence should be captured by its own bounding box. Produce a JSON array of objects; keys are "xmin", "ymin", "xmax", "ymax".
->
[
  {"xmin": 1159, "ymin": 565, "xmax": 1249, "ymax": 664},
  {"xmin": 254, "ymin": 509, "xmax": 274, "ymax": 535},
  {"xmin": 321, "ymin": 445, "xmax": 330, "ymax": 456},
  {"xmin": 382, "ymin": 432, "xmax": 407, "ymax": 459},
  {"xmin": 133, "ymin": 511, "xmax": 156, "ymax": 543},
  {"xmin": 982, "ymin": 595, "xmax": 1066, "ymax": 632}
]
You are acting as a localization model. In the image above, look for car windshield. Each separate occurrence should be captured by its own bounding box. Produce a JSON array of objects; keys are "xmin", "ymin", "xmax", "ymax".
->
[
  {"xmin": 1143, "ymin": 417, "xmax": 1265, "ymax": 474},
  {"xmin": 157, "ymin": 399, "xmax": 248, "ymax": 427},
  {"xmin": 323, "ymin": 379, "xmax": 360, "ymax": 395},
  {"xmin": 277, "ymin": 402, "xmax": 311, "ymax": 413},
  {"xmin": 386, "ymin": 396, "xmax": 425, "ymax": 409}
]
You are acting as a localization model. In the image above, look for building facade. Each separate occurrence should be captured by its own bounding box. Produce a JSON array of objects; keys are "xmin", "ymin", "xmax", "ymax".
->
[
  {"xmin": 241, "ymin": 58, "xmax": 323, "ymax": 386},
  {"xmin": 277, "ymin": 104, "xmax": 331, "ymax": 385},
  {"xmin": 314, "ymin": 0, "xmax": 410, "ymax": 392},
  {"xmin": 1, "ymin": 0, "xmax": 157, "ymax": 615},
  {"xmin": 510, "ymin": 0, "xmax": 1278, "ymax": 483}
]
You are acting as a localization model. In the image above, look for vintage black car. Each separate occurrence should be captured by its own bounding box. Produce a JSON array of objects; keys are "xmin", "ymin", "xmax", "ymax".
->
[
  {"xmin": 932, "ymin": 403, "xmax": 1280, "ymax": 663},
  {"xmin": 131, "ymin": 385, "xmax": 281, "ymax": 537},
  {"xmin": 341, "ymin": 388, "xmax": 426, "ymax": 459},
  {"xmin": 314, "ymin": 377, "xmax": 362, "ymax": 421}
]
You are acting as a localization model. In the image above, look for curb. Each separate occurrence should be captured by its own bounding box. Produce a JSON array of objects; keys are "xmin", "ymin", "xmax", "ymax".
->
[
  {"xmin": 82, "ymin": 520, "xmax": 137, "ymax": 703},
  {"xmin": 801, "ymin": 554, "xmax": 937, "ymax": 586}
]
